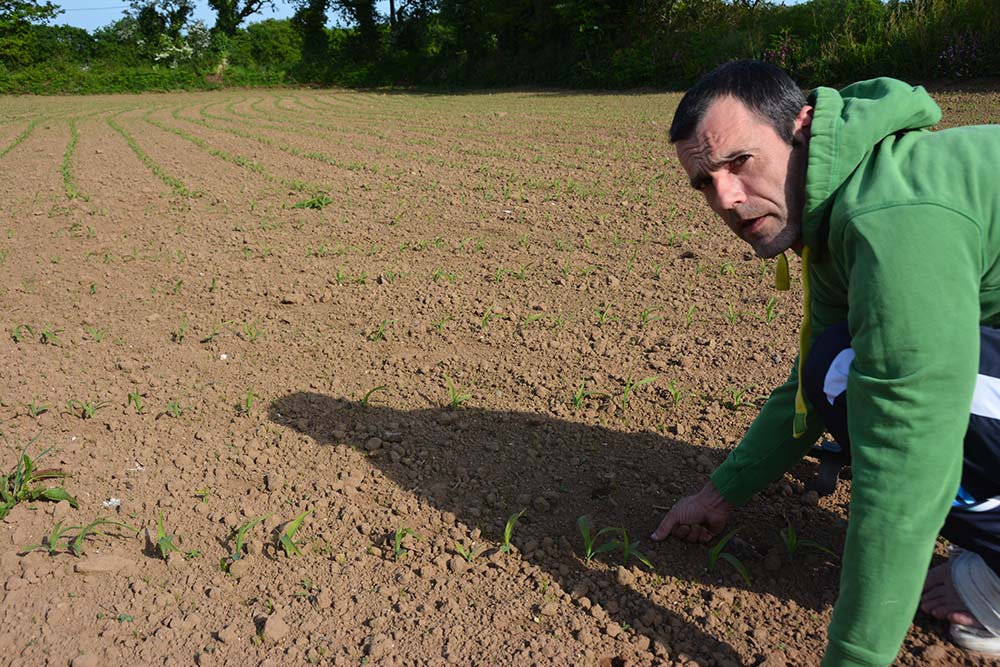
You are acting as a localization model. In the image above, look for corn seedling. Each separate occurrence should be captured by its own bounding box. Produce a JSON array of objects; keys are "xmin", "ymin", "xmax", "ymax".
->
[
  {"xmin": 127, "ymin": 391, "xmax": 145, "ymax": 415},
  {"xmin": 293, "ymin": 194, "xmax": 333, "ymax": 210},
  {"xmin": 444, "ymin": 375, "xmax": 471, "ymax": 409},
  {"xmin": 523, "ymin": 313, "xmax": 546, "ymax": 328},
  {"xmin": 368, "ymin": 319, "xmax": 394, "ymax": 342},
  {"xmin": 27, "ymin": 402, "xmax": 49, "ymax": 419},
  {"xmin": 480, "ymin": 306, "xmax": 498, "ymax": 330},
  {"xmin": 22, "ymin": 520, "xmax": 77, "ymax": 556},
  {"xmin": 455, "ymin": 541, "xmax": 488, "ymax": 562},
  {"xmin": 665, "ymin": 380, "xmax": 690, "ymax": 407},
  {"xmin": 201, "ymin": 320, "xmax": 233, "ymax": 343},
  {"xmin": 577, "ymin": 515, "xmax": 619, "ymax": 564},
  {"xmin": 594, "ymin": 305, "xmax": 618, "ymax": 325},
  {"xmin": 67, "ymin": 399, "xmax": 108, "ymax": 420},
  {"xmin": 639, "ymin": 307, "xmax": 661, "ymax": 327},
  {"xmin": 393, "ymin": 526, "xmax": 420, "ymax": 561},
  {"xmin": 360, "ymin": 385, "xmax": 387, "ymax": 407},
  {"xmin": 241, "ymin": 389, "xmax": 257, "ymax": 416},
  {"xmin": 230, "ymin": 514, "xmax": 271, "ymax": 562},
  {"xmin": 11, "ymin": 324, "xmax": 34, "ymax": 343},
  {"xmin": 726, "ymin": 386, "xmax": 753, "ymax": 410},
  {"xmin": 172, "ymin": 318, "xmax": 188, "ymax": 343},
  {"xmin": 165, "ymin": 401, "xmax": 184, "ymax": 418},
  {"xmin": 172, "ymin": 280, "xmax": 183, "ymax": 295},
  {"xmin": 605, "ymin": 528, "xmax": 654, "ymax": 568},
  {"xmin": 723, "ymin": 303, "xmax": 740, "ymax": 325},
  {"xmin": 25, "ymin": 518, "xmax": 136, "ymax": 557},
  {"xmin": 279, "ymin": 510, "xmax": 311, "ymax": 557},
  {"xmin": 572, "ymin": 381, "xmax": 606, "ymax": 408},
  {"xmin": 155, "ymin": 512, "xmax": 180, "ymax": 560},
  {"xmin": 500, "ymin": 509, "xmax": 526, "ymax": 553},
  {"xmin": 1, "ymin": 437, "xmax": 78, "ymax": 520},
  {"xmin": 721, "ymin": 262, "xmax": 735, "ymax": 275},
  {"xmin": 620, "ymin": 376, "xmax": 657, "ymax": 410},
  {"xmin": 194, "ymin": 489, "xmax": 210, "ymax": 504},
  {"xmin": 85, "ymin": 326, "xmax": 107, "ymax": 343},
  {"xmin": 780, "ymin": 520, "xmax": 838, "ymax": 560},
  {"xmin": 707, "ymin": 528, "xmax": 752, "ymax": 587},
  {"xmin": 242, "ymin": 321, "xmax": 263, "ymax": 342},
  {"xmin": 685, "ymin": 305, "xmax": 697, "ymax": 329},
  {"xmin": 40, "ymin": 325, "xmax": 63, "ymax": 345},
  {"xmin": 763, "ymin": 297, "xmax": 780, "ymax": 324},
  {"xmin": 433, "ymin": 314, "xmax": 453, "ymax": 331},
  {"xmin": 432, "ymin": 268, "xmax": 456, "ymax": 284}
]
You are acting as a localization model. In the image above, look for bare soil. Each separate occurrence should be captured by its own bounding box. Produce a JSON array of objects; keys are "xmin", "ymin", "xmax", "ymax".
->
[{"xmin": 0, "ymin": 86, "xmax": 997, "ymax": 667}]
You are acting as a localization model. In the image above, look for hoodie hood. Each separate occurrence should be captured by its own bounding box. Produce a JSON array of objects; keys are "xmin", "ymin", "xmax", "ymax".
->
[{"xmin": 801, "ymin": 78, "xmax": 942, "ymax": 251}]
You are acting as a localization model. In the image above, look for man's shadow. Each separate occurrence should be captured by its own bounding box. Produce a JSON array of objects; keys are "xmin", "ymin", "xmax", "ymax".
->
[{"xmin": 270, "ymin": 392, "xmax": 846, "ymax": 666}]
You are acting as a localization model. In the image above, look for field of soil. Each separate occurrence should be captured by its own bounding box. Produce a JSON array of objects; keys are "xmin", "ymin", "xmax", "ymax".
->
[{"xmin": 0, "ymin": 84, "xmax": 998, "ymax": 667}]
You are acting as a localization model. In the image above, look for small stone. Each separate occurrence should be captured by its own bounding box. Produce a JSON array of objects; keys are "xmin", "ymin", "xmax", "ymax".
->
[
  {"xmin": 382, "ymin": 431, "xmax": 403, "ymax": 443},
  {"xmin": 635, "ymin": 635, "xmax": 651, "ymax": 652},
  {"xmin": 800, "ymin": 490, "xmax": 820, "ymax": 507},
  {"xmin": 316, "ymin": 589, "xmax": 333, "ymax": 609},
  {"xmin": 217, "ymin": 625, "xmax": 239, "ymax": 644},
  {"xmin": 228, "ymin": 560, "xmax": 250, "ymax": 578},
  {"xmin": 605, "ymin": 622, "xmax": 622, "ymax": 638},
  {"xmin": 52, "ymin": 500, "xmax": 72, "ymax": 521},
  {"xmin": 616, "ymin": 566, "xmax": 635, "ymax": 587},
  {"xmin": 71, "ymin": 655, "xmax": 99, "ymax": 667},
  {"xmin": 281, "ymin": 293, "xmax": 305, "ymax": 305},
  {"xmin": 448, "ymin": 556, "xmax": 468, "ymax": 574},
  {"xmin": 923, "ymin": 645, "xmax": 948, "ymax": 661},
  {"xmin": 74, "ymin": 555, "xmax": 134, "ymax": 574},
  {"xmin": 364, "ymin": 438, "xmax": 383, "ymax": 453},
  {"xmin": 540, "ymin": 602, "xmax": 559, "ymax": 616},
  {"xmin": 263, "ymin": 614, "xmax": 289, "ymax": 642}
]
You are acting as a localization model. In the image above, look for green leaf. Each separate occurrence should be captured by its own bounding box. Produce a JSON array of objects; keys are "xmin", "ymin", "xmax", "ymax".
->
[
  {"xmin": 720, "ymin": 552, "xmax": 752, "ymax": 587},
  {"xmin": 32, "ymin": 487, "xmax": 78, "ymax": 507}
]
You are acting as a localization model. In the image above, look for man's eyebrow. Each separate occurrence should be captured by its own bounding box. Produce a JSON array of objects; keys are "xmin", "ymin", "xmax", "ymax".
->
[{"xmin": 687, "ymin": 150, "xmax": 750, "ymax": 189}]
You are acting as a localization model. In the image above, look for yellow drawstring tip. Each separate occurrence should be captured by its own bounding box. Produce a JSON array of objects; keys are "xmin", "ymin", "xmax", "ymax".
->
[
  {"xmin": 793, "ymin": 411, "xmax": 808, "ymax": 438},
  {"xmin": 775, "ymin": 253, "xmax": 790, "ymax": 291}
]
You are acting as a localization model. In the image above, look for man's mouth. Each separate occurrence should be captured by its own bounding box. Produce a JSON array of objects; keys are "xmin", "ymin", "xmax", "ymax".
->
[{"xmin": 742, "ymin": 215, "xmax": 765, "ymax": 229}]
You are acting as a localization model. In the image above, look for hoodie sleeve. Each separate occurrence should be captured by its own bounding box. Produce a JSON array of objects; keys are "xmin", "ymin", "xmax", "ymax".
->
[{"xmin": 822, "ymin": 203, "xmax": 980, "ymax": 667}]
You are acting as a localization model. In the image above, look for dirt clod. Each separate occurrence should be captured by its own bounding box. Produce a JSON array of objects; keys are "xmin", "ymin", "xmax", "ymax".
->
[{"xmin": 262, "ymin": 614, "xmax": 289, "ymax": 642}]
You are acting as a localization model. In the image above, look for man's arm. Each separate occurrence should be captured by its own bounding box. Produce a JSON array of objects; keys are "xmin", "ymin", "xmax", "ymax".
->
[
  {"xmin": 822, "ymin": 205, "xmax": 980, "ymax": 667},
  {"xmin": 710, "ymin": 363, "xmax": 827, "ymax": 506}
]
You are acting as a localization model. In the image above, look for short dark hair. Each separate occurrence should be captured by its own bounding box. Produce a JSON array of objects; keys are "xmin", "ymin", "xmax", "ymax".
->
[{"xmin": 669, "ymin": 60, "xmax": 807, "ymax": 145}]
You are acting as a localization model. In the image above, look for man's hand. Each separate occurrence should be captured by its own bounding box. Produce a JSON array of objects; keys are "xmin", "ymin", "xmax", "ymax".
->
[{"xmin": 651, "ymin": 481, "xmax": 734, "ymax": 543}]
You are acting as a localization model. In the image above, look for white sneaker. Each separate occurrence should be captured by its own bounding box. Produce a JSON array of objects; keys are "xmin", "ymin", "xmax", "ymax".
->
[{"xmin": 951, "ymin": 622, "xmax": 1000, "ymax": 655}]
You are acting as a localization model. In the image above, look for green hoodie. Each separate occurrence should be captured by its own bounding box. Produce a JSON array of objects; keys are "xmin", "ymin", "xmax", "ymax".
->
[{"xmin": 709, "ymin": 78, "xmax": 1000, "ymax": 666}]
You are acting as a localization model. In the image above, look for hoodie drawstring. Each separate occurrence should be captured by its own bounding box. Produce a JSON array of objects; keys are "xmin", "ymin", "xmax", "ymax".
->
[{"xmin": 776, "ymin": 249, "xmax": 812, "ymax": 438}]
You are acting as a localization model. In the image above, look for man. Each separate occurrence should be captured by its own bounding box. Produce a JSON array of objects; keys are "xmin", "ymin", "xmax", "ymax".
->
[{"xmin": 649, "ymin": 60, "xmax": 1000, "ymax": 666}]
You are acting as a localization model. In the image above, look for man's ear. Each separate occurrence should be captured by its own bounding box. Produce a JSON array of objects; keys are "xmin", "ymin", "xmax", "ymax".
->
[{"xmin": 792, "ymin": 105, "xmax": 814, "ymax": 146}]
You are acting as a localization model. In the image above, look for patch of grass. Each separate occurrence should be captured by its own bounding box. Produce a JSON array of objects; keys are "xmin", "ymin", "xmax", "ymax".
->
[{"xmin": 23, "ymin": 518, "xmax": 136, "ymax": 557}]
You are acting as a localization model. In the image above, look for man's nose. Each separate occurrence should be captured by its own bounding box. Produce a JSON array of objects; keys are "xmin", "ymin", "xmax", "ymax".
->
[{"xmin": 713, "ymin": 172, "xmax": 746, "ymax": 210}]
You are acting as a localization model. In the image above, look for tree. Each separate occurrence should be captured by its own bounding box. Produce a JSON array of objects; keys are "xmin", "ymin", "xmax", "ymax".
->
[
  {"xmin": 331, "ymin": 0, "xmax": 380, "ymax": 58},
  {"xmin": 0, "ymin": 0, "xmax": 62, "ymax": 64},
  {"xmin": 208, "ymin": 0, "xmax": 274, "ymax": 37}
]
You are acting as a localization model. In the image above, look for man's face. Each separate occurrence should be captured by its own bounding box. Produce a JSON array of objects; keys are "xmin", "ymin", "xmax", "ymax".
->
[{"xmin": 675, "ymin": 96, "xmax": 811, "ymax": 258}]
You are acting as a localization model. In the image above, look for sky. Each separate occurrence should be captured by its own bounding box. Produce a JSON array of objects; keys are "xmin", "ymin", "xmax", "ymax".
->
[{"xmin": 54, "ymin": 0, "xmax": 392, "ymax": 33}]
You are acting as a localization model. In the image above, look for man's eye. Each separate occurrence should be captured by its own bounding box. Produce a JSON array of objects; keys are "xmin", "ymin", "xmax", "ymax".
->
[{"xmin": 732, "ymin": 155, "xmax": 750, "ymax": 168}]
